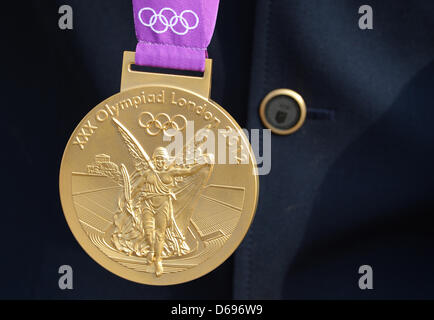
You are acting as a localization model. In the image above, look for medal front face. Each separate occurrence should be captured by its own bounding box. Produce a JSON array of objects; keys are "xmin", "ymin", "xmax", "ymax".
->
[{"xmin": 59, "ymin": 63, "xmax": 258, "ymax": 285}]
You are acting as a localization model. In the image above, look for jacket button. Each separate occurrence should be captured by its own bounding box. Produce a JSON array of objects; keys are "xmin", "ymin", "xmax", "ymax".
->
[{"xmin": 259, "ymin": 89, "xmax": 306, "ymax": 135}]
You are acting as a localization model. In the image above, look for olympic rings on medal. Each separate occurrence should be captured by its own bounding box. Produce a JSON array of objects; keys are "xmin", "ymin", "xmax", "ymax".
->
[
  {"xmin": 138, "ymin": 7, "xmax": 199, "ymax": 35},
  {"xmin": 138, "ymin": 112, "xmax": 187, "ymax": 136}
]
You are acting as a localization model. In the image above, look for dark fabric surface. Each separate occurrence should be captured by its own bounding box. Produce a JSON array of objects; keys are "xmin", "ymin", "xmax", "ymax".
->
[
  {"xmin": 234, "ymin": 0, "xmax": 434, "ymax": 299},
  {"xmin": 1, "ymin": 0, "xmax": 433, "ymax": 299}
]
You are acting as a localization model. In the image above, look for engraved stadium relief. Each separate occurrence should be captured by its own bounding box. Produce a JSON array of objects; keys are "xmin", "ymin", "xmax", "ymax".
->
[{"xmin": 71, "ymin": 114, "xmax": 246, "ymax": 277}]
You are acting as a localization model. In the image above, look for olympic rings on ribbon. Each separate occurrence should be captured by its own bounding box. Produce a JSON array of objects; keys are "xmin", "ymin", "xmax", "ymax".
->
[
  {"xmin": 138, "ymin": 7, "xmax": 200, "ymax": 35},
  {"xmin": 138, "ymin": 112, "xmax": 187, "ymax": 136}
]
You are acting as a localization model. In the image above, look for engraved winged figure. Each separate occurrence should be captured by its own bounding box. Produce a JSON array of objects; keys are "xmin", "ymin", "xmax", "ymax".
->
[{"xmin": 111, "ymin": 118, "xmax": 214, "ymax": 277}]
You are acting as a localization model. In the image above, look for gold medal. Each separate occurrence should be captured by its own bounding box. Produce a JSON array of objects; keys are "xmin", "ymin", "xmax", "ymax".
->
[{"xmin": 59, "ymin": 52, "xmax": 259, "ymax": 285}]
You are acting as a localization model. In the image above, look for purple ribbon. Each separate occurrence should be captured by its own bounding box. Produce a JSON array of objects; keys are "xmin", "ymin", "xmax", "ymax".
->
[{"xmin": 132, "ymin": 0, "xmax": 220, "ymax": 71}]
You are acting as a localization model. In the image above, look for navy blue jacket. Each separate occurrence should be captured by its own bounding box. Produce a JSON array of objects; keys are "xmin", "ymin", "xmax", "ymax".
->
[{"xmin": 2, "ymin": 0, "xmax": 434, "ymax": 299}]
